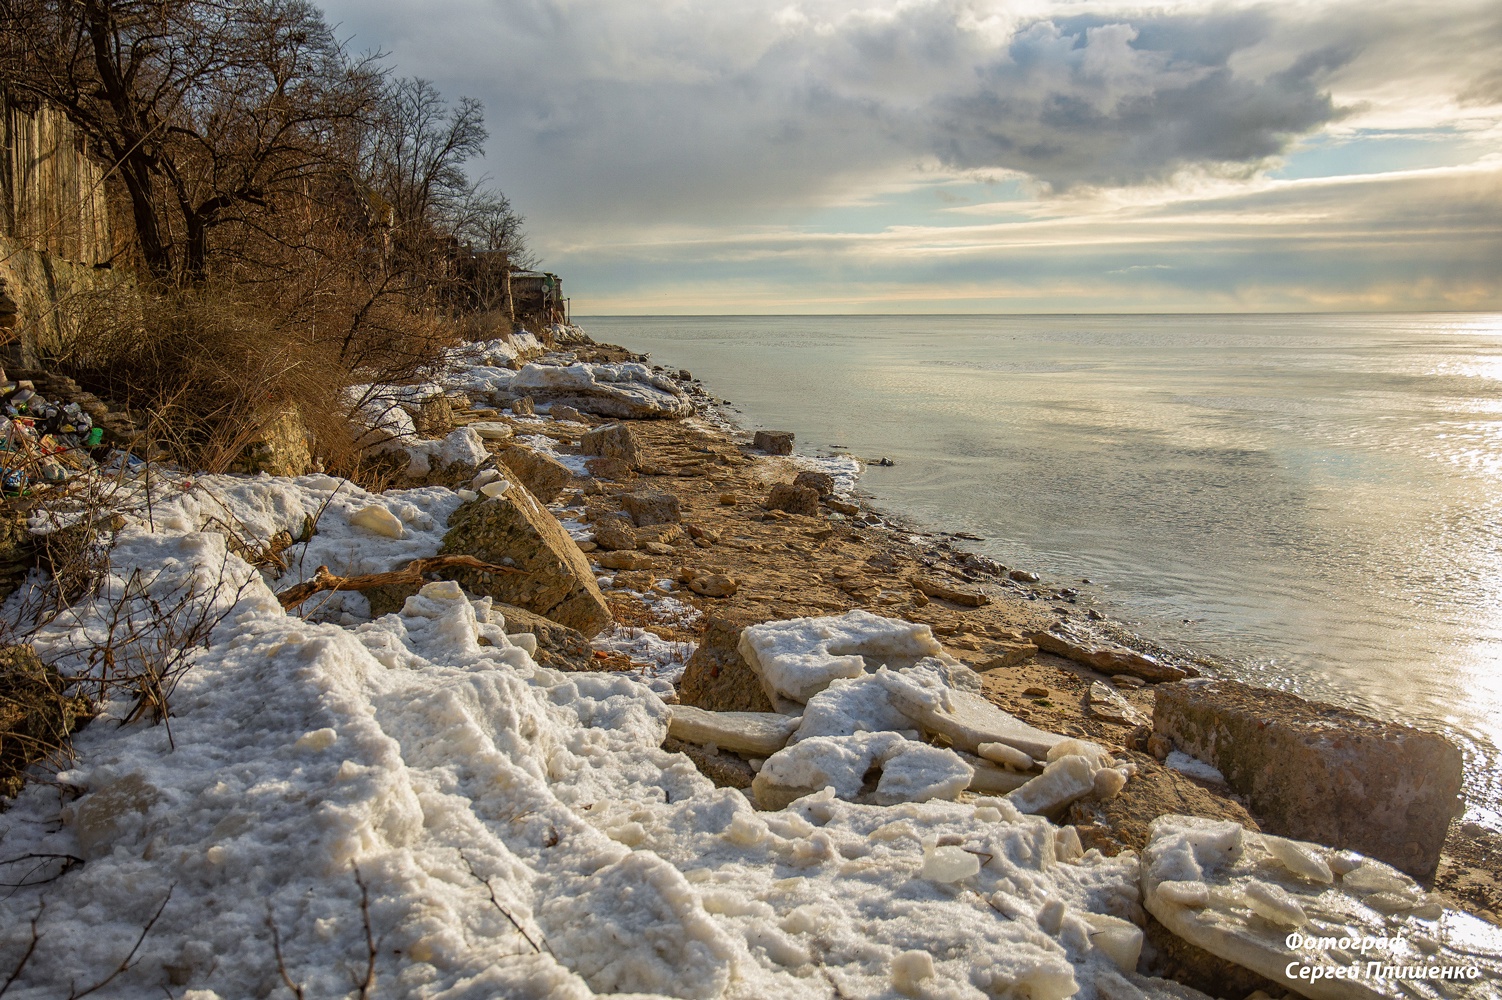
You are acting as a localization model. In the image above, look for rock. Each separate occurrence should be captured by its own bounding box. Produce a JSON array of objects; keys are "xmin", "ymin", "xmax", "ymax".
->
[
  {"xmin": 765, "ymin": 483, "xmax": 820, "ymax": 517},
  {"xmin": 348, "ymin": 505, "xmax": 404, "ymax": 539},
  {"xmin": 590, "ymin": 512, "xmax": 638, "ymax": 551},
  {"xmin": 1006, "ymin": 755, "xmax": 1097, "ymax": 815},
  {"xmin": 886, "ymin": 682, "xmax": 1068, "ymax": 760},
  {"xmin": 753, "ymin": 430, "xmax": 795, "ymax": 455},
  {"xmin": 752, "ymin": 732, "xmax": 972, "ymax": 810},
  {"xmin": 792, "ymin": 470, "xmax": 835, "ymax": 496},
  {"xmin": 1023, "ymin": 686, "xmax": 1050, "ymax": 698},
  {"xmin": 826, "ymin": 498, "xmax": 859, "ymax": 516},
  {"xmin": 584, "ymin": 456, "xmax": 634, "ymax": 480},
  {"xmin": 1111, "ymin": 674, "xmax": 1147, "ymax": 689},
  {"xmin": 511, "ymin": 362, "xmax": 694, "ymax": 419},
  {"xmin": 688, "ymin": 574, "xmax": 738, "ymax": 598},
  {"xmin": 678, "ymin": 615, "xmax": 776, "ymax": 714},
  {"xmin": 438, "ymin": 465, "xmax": 613, "ymax": 638},
  {"xmin": 513, "ymin": 395, "xmax": 535, "ymax": 416},
  {"xmin": 469, "ymin": 421, "xmax": 514, "ymax": 441},
  {"xmin": 667, "ymin": 706, "xmax": 800, "ymax": 756},
  {"xmin": 230, "ymin": 404, "xmax": 310, "ymax": 477},
  {"xmin": 580, "ymin": 422, "xmax": 642, "ymax": 468},
  {"xmin": 911, "ymin": 574, "xmax": 990, "ymax": 608},
  {"xmin": 1147, "ymin": 732, "xmax": 1173, "ymax": 760},
  {"xmin": 1, "ymin": 645, "xmax": 92, "ymax": 799},
  {"xmin": 415, "ymin": 394, "xmax": 454, "ymax": 436},
  {"xmin": 1009, "ymin": 569, "xmax": 1040, "ymax": 583},
  {"xmin": 1027, "ymin": 627, "xmax": 1193, "ymax": 682},
  {"xmin": 1087, "ymin": 681, "xmax": 1149, "ymax": 727},
  {"xmin": 597, "ymin": 550, "xmax": 654, "ymax": 571},
  {"xmin": 549, "ymin": 404, "xmax": 586, "ymax": 423},
  {"xmin": 1065, "ymin": 751, "xmax": 1261, "ymax": 857},
  {"xmin": 1142, "ymin": 815, "xmax": 1502, "ymax": 999},
  {"xmin": 739, "ymin": 610, "xmax": 944, "ymax": 705},
  {"xmin": 621, "ymin": 489, "xmax": 681, "ymax": 526},
  {"xmin": 1154, "ymin": 678, "xmax": 1463, "ymax": 878},
  {"xmin": 498, "ymin": 445, "xmax": 575, "ymax": 504},
  {"xmin": 662, "ymin": 736, "xmax": 755, "ymax": 790},
  {"xmin": 636, "ymin": 523, "xmax": 684, "ymax": 546},
  {"xmin": 640, "ymin": 541, "xmax": 676, "ymax": 556},
  {"xmin": 488, "ymin": 602, "xmax": 595, "ymax": 671}
]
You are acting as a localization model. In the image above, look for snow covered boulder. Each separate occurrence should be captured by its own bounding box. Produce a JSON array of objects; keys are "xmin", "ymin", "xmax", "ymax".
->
[
  {"xmin": 511, "ymin": 362, "xmax": 693, "ymax": 419},
  {"xmin": 1154, "ymin": 678, "xmax": 1463, "ymax": 877},
  {"xmin": 438, "ymin": 464, "xmax": 613, "ymax": 637},
  {"xmin": 1142, "ymin": 815, "xmax": 1502, "ymax": 999},
  {"xmin": 738, "ymin": 610, "xmax": 944, "ymax": 706}
]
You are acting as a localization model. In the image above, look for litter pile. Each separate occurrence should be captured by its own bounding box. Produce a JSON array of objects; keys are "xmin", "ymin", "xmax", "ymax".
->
[{"xmin": 0, "ymin": 369, "xmax": 105, "ymax": 491}]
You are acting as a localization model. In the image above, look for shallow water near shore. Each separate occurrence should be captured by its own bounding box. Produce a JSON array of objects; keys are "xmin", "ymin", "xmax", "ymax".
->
[{"xmin": 581, "ymin": 313, "xmax": 1502, "ymax": 825}]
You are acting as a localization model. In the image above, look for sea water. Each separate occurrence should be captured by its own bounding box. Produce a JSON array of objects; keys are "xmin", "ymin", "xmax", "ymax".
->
[{"xmin": 580, "ymin": 313, "xmax": 1502, "ymax": 822}]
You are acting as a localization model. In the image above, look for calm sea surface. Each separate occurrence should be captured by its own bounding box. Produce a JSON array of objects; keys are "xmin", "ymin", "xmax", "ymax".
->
[{"xmin": 581, "ymin": 314, "xmax": 1502, "ymax": 823}]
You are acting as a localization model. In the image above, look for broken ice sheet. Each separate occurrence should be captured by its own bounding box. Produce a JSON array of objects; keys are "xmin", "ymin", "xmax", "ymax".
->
[
  {"xmin": 1142, "ymin": 815, "xmax": 1502, "ymax": 999},
  {"xmin": 738, "ymin": 609, "xmax": 944, "ymax": 704}
]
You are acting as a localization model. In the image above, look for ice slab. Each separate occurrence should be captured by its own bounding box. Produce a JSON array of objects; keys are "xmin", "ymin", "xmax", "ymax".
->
[
  {"xmin": 739, "ymin": 610, "xmax": 944, "ymax": 705},
  {"xmin": 1142, "ymin": 815, "xmax": 1502, "ymax": 999},
  {"xmin": 885, "ymin": 667, "xmax": 1070, "ymax": 759},
  {"xmin": 751, "ymin": 732, "xmax": 972, "ymax": 810},
  {"xmin": 1007, "ymin": 755, "xmax": 1100, "ymax": 816},
  {"xmin": 667, "ymin": 706, "xmax": 801, "ymax": 756}
]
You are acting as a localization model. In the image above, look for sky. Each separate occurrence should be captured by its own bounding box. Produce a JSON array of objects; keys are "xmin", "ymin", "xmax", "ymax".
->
[{"xmin": 319, "ymin": 0, "xmax": 1502, "ymax": 314}]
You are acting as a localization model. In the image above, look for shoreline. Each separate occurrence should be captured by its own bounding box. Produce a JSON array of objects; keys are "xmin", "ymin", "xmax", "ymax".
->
[{"xmin": 551, "ymin": 331, "xmax": 1502, "ymax": 931}]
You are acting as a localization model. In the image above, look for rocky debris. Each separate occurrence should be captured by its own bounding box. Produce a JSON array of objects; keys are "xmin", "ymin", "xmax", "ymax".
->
[
  {"xmin": 1155, "ymin": 678, "xmax": 1463, "ymax": 878},
  {"xmin": 826, "ymin": 498, "xmax": 860, "ymax": 516},
  {"xmin": 1142, "ymin": 815, "xmax": 1502, "ymax": 999},
  {"xmin": 584, "ymin": 456, "xmax": 633, "ymax": 480},
  {"xmin": 739, "ymin": 610, "xmax": 944, "ymax": 705},
  {"xmin": 438, "ymin": 465, "xmax": 613, "ymax": 637},
  {"xmin": 667, "ymin": 706, "xmax": 799, "ymax": 756},
  {"xmin": 752, "ymin": 429, "xmax": 794, "ymax": 455},
  {"xmin": 751, "ymin": 731, "xmax": 973, "ymax": 810},
  {"xmin": 1065, "ymin": 751, "xmax": 1260, "ymax": 857},
  {"xmin": 765, "ymin": 482, "xmax": 820, "ymax": 517},
  {"xmin": 677, "ymin": 614, "xmax": 776, "ymax": 714},
  {"xmin": 413, "ymin": 394, "xmax": 454, "ymax": 436},
  {"xmin": 911, "ymin": 574, "xmax": 991, "ymax": 608},
  {"xmin": 792, "ymin": 470, "xmax": 835, "ymax": 496},
  {"xmin": 488, "ymin": 602, "xmax": 595, "ymax": 671},
  {"xmin": 497, "ymin": 445, "xmax": 575, "ymax": 504},
  {"xmin": 661, "ymin": 736, "xmax": 755, "ymax": 790},
  {"xmin": 580, "ymin": 422, "xmax": 642, "ymax": 468},
  {"xmin": 512, "ymin": 395, "xmax": 535, "ymax": 416},
  {"xmin": 590, "ymin": 512, "xmax": 638, "ymax": 551},
  {"xmin": 1087, "ymin": 681, "xmax": 1149, "ymax": 727},
  {"xmin": 596, "ymin": 550, "xmax": 654, "ymax": 571},
  {"xmin": 1, "ymin": 645, "xmax": 91, "ymax": 799},
  {"xmin": 687, "ymin": 573, "xmax": 738, "ymax": 598},
  {"xmin": 510, "ymin": 362, "xmax": 694, "ymax": 419},
  {"xmin": 620, "ymin": 488, "xmax": 681, "ymax": 526},
  {"xmin": 1028, "ymin": 626, "xmax": 1193, "ymax": 682}
]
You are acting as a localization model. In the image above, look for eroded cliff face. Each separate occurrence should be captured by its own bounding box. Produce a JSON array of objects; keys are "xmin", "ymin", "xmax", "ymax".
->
[{"xmin": 1, "ymin": 87, "xmax": 127, "ymax": 363}]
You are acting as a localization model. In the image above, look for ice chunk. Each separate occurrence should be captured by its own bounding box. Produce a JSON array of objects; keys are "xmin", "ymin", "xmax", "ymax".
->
[
  {"xmin": 891, "ymin": 949, "xmax": 934, "ymax": 995},
  {"xmin": 887, "ymin": 671, "xmax": 1070, "ymax": 759},
  {"xmin": 791, "ymin": 671, "xmax": 913, "ymax": 741},
  {"xmin": 470, "ymin": 421, "xmax": 513, "ymax": 440},
  {"xmin": 480, "ymin": 479, "xmax": 511, "ymax": 498},
  {"xmin": 1007, "ymin": 755, "xmax": 1098, "ymax": 815},
  {"xmin": 1081, "ymin": 912, "xmax": 1143, "ymax": 973},
  {"xmin": 1260, "ymin": 833, "xmax": 1333, "ymax": 884},
  {"xmin": 348, "ymin": 504, "xmax": 404, "ymax": 538},
  {"xmin": 739, "ymin": 610, "xmax": 943, "ymax": 704},
  {"xmin": 1143, "ymin": 815, "xmax": 1502, "ymax": 999},
  {"xmin": 1046, "ymin": 737, "xmax": 1111, "ymax": 767},
  {"xmin": 1093, "ymin": 767, "xmax": 1128, "ymax": 801},
  {"xmin": 920, "ymin": 843, "xmax": 981, "ymax": 883},
  {"xmin": 978, "ymin": 741, "xmax": 1038, "ymax": 771},
  {"xmin": 1164, "ymin": 750, "xmax": 1224, "ymax": 784},
  {"xmin": 965, "ymin": 757, "xmax": 1034, "ymax": 795},
  {"xmin": 751, "ymin": 732, "xmax": 971, "ymax": 809},
  {"xmin": 667, "ymin": 706, "xmax": 800, "ymax": 756}
]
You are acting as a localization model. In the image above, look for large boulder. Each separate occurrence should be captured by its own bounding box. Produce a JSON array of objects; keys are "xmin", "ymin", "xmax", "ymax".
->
[
  {"xmin": 510, "ymin": 362, "xmax": 693, "ymax": 419},
  {"xmin": 497, "ymin": 445, "xmax": 575, "ymax": 504},
  {"xmin": 1154, "ymin": 678, "xmax": 1463, "ymax": 878},
  {"xmin": 438, "ymin": 467, "xmax": 613, "ymax": 638},
  {"xmin": 765, "ymin": 483, "xmax": 819, "ymax": 517},
  {"xmin": 620, "ymin": 489, "xmax": 680, "ymax": 526},
  {"xmin": 753, "ymin": 430, "xmax": 794, "ymax": 455},
  {"xmin": 580, "ymin": 423, "xmax": 642, "ymax": 468},
  {"xmin": 678, "ymin": 615, "xmax": 776, "ymax": 714}
]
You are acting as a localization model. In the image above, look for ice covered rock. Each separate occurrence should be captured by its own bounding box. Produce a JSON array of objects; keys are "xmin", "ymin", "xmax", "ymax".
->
[
  {"xmin": 1007, "ymin": 755, "xmax": 1099, "ymax": 816},
  {"xmin": 398, "ymin": 426, "xmax": 490, "ymax": 479},
  {"xmin": 751, "ymin": 732, "xmax": 972, "ymax": 809},
  {"xmin": 348, "ymin": 504, "xmax": 404, "ymax": 539},
  {"xmin": 885, "ymin": 666, "xmax": 1070, "ymax": 759},
  {"xmin": 738, "ymin": 610, "xmax": 944, "ymax": 705},
  {"xmin": 510, "ymin": 362, "xmax": 693, "ymax": 419},
  {"xmin": 437, "ymin": 464, "xmax": 613, "ymax": 637},
  {"xmin": 1154, "ymin": 678, "xmax": 1463, "ymax": 877},
  {"xmin": 1142, "ymin": 815, "xmax": 1502, "ymax": 1000},
  {"xmin": 667, "ymin": 706, "xmax": 800, "ymax": 756}
]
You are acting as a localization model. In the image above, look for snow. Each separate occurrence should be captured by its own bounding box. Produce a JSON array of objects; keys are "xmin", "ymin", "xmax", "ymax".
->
[
  {"xmin": 1164, "ymin": 750, "xmax": 1225, "ymax": 784},
  {"xmin": 511, "ymin": 362, "xmax": 693, "ymax": 419},
  {"xmin": 0, "ymin": 487, "xmax": 1162, "ymax": 997}
]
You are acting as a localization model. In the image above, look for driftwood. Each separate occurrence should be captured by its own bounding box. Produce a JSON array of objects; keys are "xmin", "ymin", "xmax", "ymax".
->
[{"xmin": 277, "ymin": 555, "xmax": 522, "ymax": 609}]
